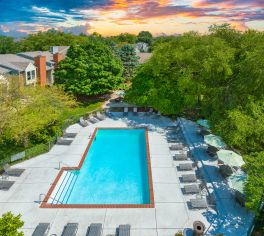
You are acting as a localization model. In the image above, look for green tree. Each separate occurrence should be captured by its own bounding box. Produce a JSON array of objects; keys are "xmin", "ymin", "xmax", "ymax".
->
[
  {"xmin": 0, "ymin": 36, "xmax": 18, "ymax": 53},
  {"xmin": 109, "ymin": 33, "xmax": 137, "ymax": 44},
  {"xmin": 0, "ymin": 212, "xmax": 24, "ymax": 236},
  {"xmin": 54, "ymin": 40, "xmax": 124, "ymax": 96},
  {"xmin": 0, "ymin": 79, "xmax": 77, "ymax": 147},
  {"xmin": 137, "ymin": 31, "xmax": 153, "ymax": 44},
  {"xmin": 118, "ymin": 44, "xmax": 139, "ymax": 79},
  {"xmin": 126, "ymin": 34, "xmax": 234, "ymax": 114}
]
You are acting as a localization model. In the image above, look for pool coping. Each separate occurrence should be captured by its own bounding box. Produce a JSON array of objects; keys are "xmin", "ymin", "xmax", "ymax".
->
[{"xmin": 40, "ymin": 127, "xmax": 155, "ymax": 208}]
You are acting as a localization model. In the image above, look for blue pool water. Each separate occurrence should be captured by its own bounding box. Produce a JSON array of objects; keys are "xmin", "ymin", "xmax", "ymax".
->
[{"xmin": 52, "ymin": 129, "xmax": 151, "ymax": 204}]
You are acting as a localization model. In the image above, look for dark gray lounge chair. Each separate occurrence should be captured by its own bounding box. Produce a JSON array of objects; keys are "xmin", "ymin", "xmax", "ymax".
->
[
  {"xmin": 32, "ymin": 223, "xmax": 50, "ymax": 236},
  {"xmin": 181, "ymin": 174, "xmax": 197, "ymax": 183},
  {"xmin": 0, "ymin": 180, "xmax": 15, "ymax": 190},
  {"xmin": 173, "ymin": 154, "xmax": 188, "ymax": 161},
  {"xmin": 80, "ymin": 117, "xmax": 89, "ymax": 127},
  {"xmin": 190, "ymin": 198, "xmax": 207, "ymax": 209},
  {"xmin": 56, "ymin": 138, "xmax": 73, "ymax": 145},
  {"xmin": 4, "ymin": 164, "xmax": 25, "ymax": 177},
  {"xmin": 199, "ymin": 128, "xmax": 211, "ymax": 136},
  {"xmin": 86, "ymin": 223, "xmax": 102, "ymax": 236},
  {"xmin": 63, "ymin": 132, "xmax": 77, "ymax": 138},
  {"xmin": 184, "ymin": 184, "xmax": 200, "ymax": 194},
  {"xmin": 117, "ymin": 224, "xmax": 131, "ymax": 236},
  {"xmin": 219, "ymin": 164, "xmax": 233, "ymax": 178},
  {"xmin": 170, "ymin": 143, "xmax": 185, "ymax": 150},
  {"xmin": 61, "ymin": 223, "xmax": 78, "ymax": 236},
  {"xmin": 179, "ymin": 163, "xmax": 193, "ymax": 171}
]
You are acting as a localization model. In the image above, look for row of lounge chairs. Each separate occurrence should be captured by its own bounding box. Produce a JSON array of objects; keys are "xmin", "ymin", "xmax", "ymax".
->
[
  {"xmin": 80, "ymin": 112, "xmax": 107, "ymax": 127},
  {"xmin": 32, "ymin": 222, "xmax": 130, "ymax": 236},
  {"xmin": 0, "ymin": 164, "xmax": 25, "ymax": 190},
  {"xmin": 166, "ymin": 123, "xmax": 208, "ymax": 209}
]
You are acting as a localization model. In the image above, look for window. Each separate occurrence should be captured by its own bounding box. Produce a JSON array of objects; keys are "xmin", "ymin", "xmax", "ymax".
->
[
  {"xmin": 26, "ymin": 71, "xmax": 31, "ymax": 80},
  {"xmin": 31, "ymin": 70, "xmax": 36, "ymax": 80}
]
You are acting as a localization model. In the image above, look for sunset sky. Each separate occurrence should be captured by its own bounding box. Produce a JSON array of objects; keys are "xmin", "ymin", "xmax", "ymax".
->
[{"xmin": 0, "ymin": 0, "xmax": 263, "ymax": 37}]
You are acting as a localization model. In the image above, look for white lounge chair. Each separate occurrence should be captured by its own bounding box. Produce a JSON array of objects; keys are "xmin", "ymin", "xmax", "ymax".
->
[
  {"xmin": 96, "ymin": 111, "xmax": 106, "ymax": 121},
  {"xmin": 183, "ymin": 184, "xmax": 200, "ymax": 194},
  {"xmin": 80, "ymin": 117, "xmax": 89, "ymax": 127},
  {"xmin": 89, "ymin": 114, "xmax": 99, "ymax": 124},
  {"xmin": 190, "ymin": 198, "xmax": 208, "ymax": 209}
]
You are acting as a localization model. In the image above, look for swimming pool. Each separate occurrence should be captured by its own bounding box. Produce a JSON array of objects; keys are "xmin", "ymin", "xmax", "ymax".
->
[{"xmin": 42, "ymin": 128, "xmax": 154, "ymax": 208}]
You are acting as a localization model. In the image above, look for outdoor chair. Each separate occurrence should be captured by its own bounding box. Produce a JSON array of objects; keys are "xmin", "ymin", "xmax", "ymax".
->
[
  {"xmin": 80, "ymin": 117, "xmax": 89, "ymax": 127},
  {"xmin": 61, "ymin": 223, "xmax": 78, "ymax": 236},
  {"xmin": 116, "ymin": 224, "xmax": 131, "ymax": 236},
  {"xmin": 181, "ymin": 174, "xmax": 197, "ymax": 183},
  {"xmin": 199, "ymin": 128, "xmax": 211, "ymax": 136},
  {"xmin": 96, "ymin": 111, "xmax": 106, "ymax": 121},
  {"xmin": 219, "ymin": 164, "xmax": 233, "ymax": 178},
  {"xmin": 178, "ymin": 163, "xmax": 193, "ymax": 171},
  {"xmin": 173, "ymin": 153, "xmax": 188, "ymax": 161},
  {"xmin": 190, "ymin": 198, "xmax": 208, "ymax": 209},
  {"xmin": 166, "ymin": 124, "xmax": 180, "ymax": 130},
  {"xmin": 86, "ymin": 223, "xmax": 102, "ymax": 236},
  {"xmin": 56, "ymin": 138, "xmax": 73, "ymax": 145},
  {"xmin": 32, "ymin": 223, "xmax": 50, "ymax": 236},
  {"xmin": 62, "ymin": 132, "xmax": 77, "ymax": 138},
  {"xmin": 183, "ymin": 184, "xmax": 200, "ymax": 194},
  {"xmin": 4, "ymin": 164, "xmax": 25, "ymax": 177},
  {"xmin": 89, "ymin": 114, "xmax": 99, "ymax": 124},
  {"xmin": 169, "ymin": 143, "xmax": 185, "ymax": 150},
  {"xmin": 133, "ymin": 107, "xmax": 138, "ymax": 116},
  {"xmin": 0, "ymin": 180, "xmax": 15, "ymax": 190}
]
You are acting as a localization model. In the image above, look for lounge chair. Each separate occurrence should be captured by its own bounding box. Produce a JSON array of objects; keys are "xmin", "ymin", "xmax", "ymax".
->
[
  {"xmin": 181, "ymin": 174, "xmax": 197, "ymax": 183},
  {"xmin": 4, "ymin": 164, "xmax": 25, "ymax": 177},
  {"xmin": 169, "ymin": 143, "xmax": 185, "ymax": 150},
  {"xmin": 89, "ymin": 114, "xmax": 99, "ymax": 124},
  {"xmin": 63, "ymin": 132, "xmax": 77, "ymax": 138},
  {"xmin": 56, "ymin": 138, "xmax": 73, "ymax": 145},
  {"xmin": 183, "ymin": 184, "xmax": 200, "ymax": 194},
  {"xmin": 199, "ymin": 128, "xmax": 211, "ymax": 136},
  {"xmin": 190, "ymin": 198, "xmax": 208, "ymax": 209},
  {"xmin": 178, "ymin": 163, "xmax": 193, "ymax": 171},
  {"xmin": 173, "ymin": 153, "xmax": 188, "ymax": 161},
  {"xmin": 86, "ymin": 223, "xmax": 102, "ymax": 236},
  {"xmin": 0, "ymin": 180, "xmax": 15, "ymax": 190},
  {"xmin": 96, "ymin": 111, "xmax": 106, "ymax": 121},
  {"xmin": 166, "ymin": 124, "xmax": 180, "ymax": 130},
  {"xmin": 148, "ymin": 107, "xmax": 154, "ymax": 115},
  {"xmin": 61, "ymin": 223, "xmax": 78, "ymax": 236},
  {"xmin": 32, "ymin": 223, "xmax": 50, "ymax": 236},
  {"xmin": 116, "ymin": 224, "xmax": 131, "ymax": 236},
  {"xmin": 80, "ymin": 117, "xmax": 89, "ymax": 127}
]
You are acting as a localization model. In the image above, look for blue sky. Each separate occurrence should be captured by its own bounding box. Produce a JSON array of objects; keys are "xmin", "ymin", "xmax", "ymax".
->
[{"xmin": 0, "ymin": 0, "xmax": 263, "ymax": 37}]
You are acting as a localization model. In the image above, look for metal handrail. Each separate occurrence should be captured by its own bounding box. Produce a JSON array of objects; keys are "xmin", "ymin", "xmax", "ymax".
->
[{"xmin": 38, "ymin": 193, "xmax": 64, "ymax": 204}]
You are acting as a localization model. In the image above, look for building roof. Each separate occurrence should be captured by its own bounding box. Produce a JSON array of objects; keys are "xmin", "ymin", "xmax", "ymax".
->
[{"xmin": 0, "ymin": 46, "xmax": 70, "ymax": 74}]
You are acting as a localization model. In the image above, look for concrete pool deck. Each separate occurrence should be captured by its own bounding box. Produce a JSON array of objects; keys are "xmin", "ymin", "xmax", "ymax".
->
[{"xmin": 0, "ymin": 113, "xmax": 254, "ymax": 236}]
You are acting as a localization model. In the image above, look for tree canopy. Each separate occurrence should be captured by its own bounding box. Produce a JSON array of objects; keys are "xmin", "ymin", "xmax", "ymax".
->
[
  {"xmin": 118, "ymin": 44, "xmax": 139, "ymax": 79},
  {"xmin": 137, "ymin": 31, "xmax": 153, "ymax": 44},
  {"xmin": 0, "ymin": 212, "xmax": 24, "ymax": 236},
  {"xmin": 126, "ymin": 24, "xmax": 264, "ymax": 221},
  {"xmin": 54, "ymin": 40, "xmax": 124, "ymax": 96}
]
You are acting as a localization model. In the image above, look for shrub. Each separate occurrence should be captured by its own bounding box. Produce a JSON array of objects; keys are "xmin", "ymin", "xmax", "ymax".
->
[{"xmin": 0, "ymin": 212, "xmax": 24, "ymax": 236}]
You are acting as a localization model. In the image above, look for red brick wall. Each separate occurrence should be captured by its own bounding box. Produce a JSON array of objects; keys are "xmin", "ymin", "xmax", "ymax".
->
[
  {"xmin": 34, "ymin": 56, "xmax": 47, "ymax": 86},
  {"xmin": 53, "ymin": 53, "xmax": 64, "ymax": 66}
]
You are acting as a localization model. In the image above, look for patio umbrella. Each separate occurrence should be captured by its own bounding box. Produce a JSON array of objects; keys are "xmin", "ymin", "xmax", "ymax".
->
[
  {"xmin": 227, "ymin": 171, "xmax": 247, "ymax": 194},
  {"xmin": 204, "ymin": 134, "xmax": 226, "ymax": 149},
  {"xmin": 197, "ymin": 119, "xmax": 210, "ymax": 129},
  {"xmin": 217, "ymin": 150, "xmax": 245, "ymax": 167}
]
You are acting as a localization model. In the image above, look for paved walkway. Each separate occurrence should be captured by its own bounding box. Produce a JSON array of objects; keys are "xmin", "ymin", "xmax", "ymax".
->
[{"xmin": 0, "ymin": 114, "xmax": 253, "ymax": 236}]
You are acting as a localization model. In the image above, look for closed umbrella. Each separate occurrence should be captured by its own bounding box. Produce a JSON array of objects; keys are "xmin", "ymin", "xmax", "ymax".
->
[
  {"xmin": 204, "ymin": 134, "xmax": 226, "ymax": 149},
  {"xmin": 227, "ymin": 171, "xmax": 247, "ymax": 194},
  {"xmin": 217, "ymin": 150, "xmax": 245, "ymax": 167},
  {"xmin": 197, "ymin": 119, "xmax": 210, "ymax": 129}
]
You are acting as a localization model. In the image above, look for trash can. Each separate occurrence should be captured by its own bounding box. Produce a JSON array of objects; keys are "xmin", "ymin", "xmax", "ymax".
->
[{"xmin": 193, "ymin": 221, "xmax": 205, "ymax": 236}]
